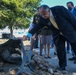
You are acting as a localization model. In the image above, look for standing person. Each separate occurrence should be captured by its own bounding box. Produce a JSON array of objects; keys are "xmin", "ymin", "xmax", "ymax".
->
[
  {"xmin": 67, "ymin": 1, "xmax": 76, "ymax": 64},
  {"xmin": 28, "ymin": 22, "xmax": 36, "ymax": 50},
  {"xmin": 67, "ymin": 2, "xmax": 76, "ymax": 19},
  {"xmin": 29, "ymin": 7, "xmax": 41, "ymax": 50},
  {"xmin": 28, "ymin": 5, "xmax": 76, "ymax": 71},
  {"xmin": 33, "ymin": 7, "xmax": 41, "ymax": 48},
  {"xmin": 39, "ymin": 26, "xmax": 52, "ymax": 58},
  {"xmin": 32, "ymin": 8, "xmax": 44, "ymax": 56}
]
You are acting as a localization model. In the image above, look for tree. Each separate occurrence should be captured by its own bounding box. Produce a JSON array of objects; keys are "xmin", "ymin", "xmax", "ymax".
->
[{"xmin": 0, "ymin": 0, "xmax": 42, "ymax": 37}]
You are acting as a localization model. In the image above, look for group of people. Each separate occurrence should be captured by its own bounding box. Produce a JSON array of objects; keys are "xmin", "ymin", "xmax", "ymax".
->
[
  {"xmin": 28, "ymin": 7, "xmax": 54, "ymax": 58},
  {"xmin": 66, "ymin": 2, "xmax": 76, "ymax": 64},
  {"xmin": 27, "ymin": 1, "xmax": 76, "ymax": 72}
]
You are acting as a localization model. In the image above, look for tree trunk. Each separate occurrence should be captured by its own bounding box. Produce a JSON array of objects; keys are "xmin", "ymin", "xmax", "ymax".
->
[{"xmin": 10, "ymin": 26, "xmax": 13, "ymax": 38}]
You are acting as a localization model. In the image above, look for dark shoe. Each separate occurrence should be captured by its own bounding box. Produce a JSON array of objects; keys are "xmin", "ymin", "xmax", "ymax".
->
[
  {"xmin": 56, "ymin": 66, "xmax": 66, "ymax": 71},
  {"xmin": 54, "ymin": 52, "xmax": 57, "ymax": 55},
  {"xmin": 56, "ymin": 66, "xmax": 67, "ymax": 74},
  {"xmin": 40, "ymin": 55, "xmax": 43, "ymax": 56},
  {"xmin": 48, "ymin": 56, "xmax": 51, "ymax": 58},
  {"xmin": 40, "ymin": 54, "xmax": 43, "ymax": 56},
  {"xmin": 34, "ymin": 46, "xmax": 39, "ymax": 48},
  {"xmin": 74, "ymin": 59, "xmax": 76, "ymax": 64},
  {"xmin": 44, "ymin": 55, "xmax": 48, "ymax": 59},
  {"xmin": 61, "ymin": 70, "xmax": 68, "ymax": 74},
  {"xmin": 68, "ymin": 57, "xmax": 75, "ymax": 61}
]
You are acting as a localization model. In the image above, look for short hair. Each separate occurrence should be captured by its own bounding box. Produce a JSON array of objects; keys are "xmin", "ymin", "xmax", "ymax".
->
[
  {"xmin": 40, "ymin": 5, "xmax": 50, "ymax": 11},
  {"xmin": 67, "ymin": 1, "xmax": 74, "ymax": 6}
]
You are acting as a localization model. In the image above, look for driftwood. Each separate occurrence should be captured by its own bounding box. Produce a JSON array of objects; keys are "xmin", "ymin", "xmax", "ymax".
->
[
  {"xmin": 0, "ymin": 38, "xmax": 22, "ymax": 64},
  {"xmin": 0, "ymin": 38, "xmax": 32, "ymax": 75}
]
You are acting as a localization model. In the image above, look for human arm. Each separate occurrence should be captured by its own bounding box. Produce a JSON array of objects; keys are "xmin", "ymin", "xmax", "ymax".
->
[
  {"xmin": 61, "ymin": 6, "xmax": 76, "ymax": 29},
  {"xmin": 28, "ymin": 17, "xmax": 45, "ymax": 36}
]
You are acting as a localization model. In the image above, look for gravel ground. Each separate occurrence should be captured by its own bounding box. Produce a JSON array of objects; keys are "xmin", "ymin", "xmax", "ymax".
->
[{"xmin": 0, "ymin": 39, "xmax": 76, "ymax": 75}]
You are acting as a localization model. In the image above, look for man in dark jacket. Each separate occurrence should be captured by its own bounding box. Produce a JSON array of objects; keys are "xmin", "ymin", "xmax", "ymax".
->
[
  {"xmin": 67, "ymin": 1, "xmax": 76, "ymax": 19},
  {"xmin": 67, "ymin": 2, "xmax": 76, "ymax": 63},
  {"xmin": 28, "ymin": 5, "xmax": 76, "ymax": 71}
]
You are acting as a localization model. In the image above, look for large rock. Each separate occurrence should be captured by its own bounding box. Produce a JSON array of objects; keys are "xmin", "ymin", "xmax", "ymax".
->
[{"xmin": 27, "ymin": 52, "xmax": 68, "ymax": 75}]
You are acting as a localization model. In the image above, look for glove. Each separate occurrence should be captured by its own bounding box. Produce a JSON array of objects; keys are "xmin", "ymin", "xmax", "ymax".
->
[{"xmin": 27, "ymin": 32, "xmax": 32, "ymax": 37}]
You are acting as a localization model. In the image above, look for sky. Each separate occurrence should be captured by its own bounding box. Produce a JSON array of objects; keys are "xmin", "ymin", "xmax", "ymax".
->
[{"xmin": 41, "ymin": 0, "xmax": 76, "ymax": 8}]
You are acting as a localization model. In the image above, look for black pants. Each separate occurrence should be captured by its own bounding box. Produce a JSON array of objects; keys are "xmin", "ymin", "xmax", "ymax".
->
[
  {"xmin": 54, "ymin": 35, "xmax": 76, "ymax": 68},
  {"xmin": 70, "ymin": 42, "xmax": 76, "ymax": 55},
  {"xmin": 34, "ymin": 35, "xmax": 38, "ymax": 48},
  {"xmin": 54, "ymin": 35, "xmax": 67, "ymax": 67}
]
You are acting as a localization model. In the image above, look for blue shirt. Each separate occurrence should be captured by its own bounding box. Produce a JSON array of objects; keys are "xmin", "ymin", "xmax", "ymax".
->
[
  {"xmin": 29, "ymin": 22, "xmax": 35, "ymax": 30},
  {"xmin": 71, "ymin": 7, "xmax": 76, "ymax": 19}
]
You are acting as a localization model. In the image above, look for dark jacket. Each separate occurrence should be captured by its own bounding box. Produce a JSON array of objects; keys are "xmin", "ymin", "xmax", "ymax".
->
[
  {"xmin": 29, "ymin": 6, "xmax": 76, "ymax": 43},
  {"xmin": 71, "ymin": 7, "xmax": 76, "ymax": 19},
  {"xmin": 33, "ymin": 14, "xmax": 40, "ymax": 25}
]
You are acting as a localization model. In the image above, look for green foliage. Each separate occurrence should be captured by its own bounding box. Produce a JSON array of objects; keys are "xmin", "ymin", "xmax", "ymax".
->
[{"xmin": 0, "ymin": 0, "xmax": 42, "ymax": 29}]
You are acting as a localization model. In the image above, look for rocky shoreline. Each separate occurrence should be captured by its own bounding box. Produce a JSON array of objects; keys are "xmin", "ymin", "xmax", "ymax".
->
[{"xmin": 0, "ymin": 51, "xmax": 70, "ymax": 75}]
